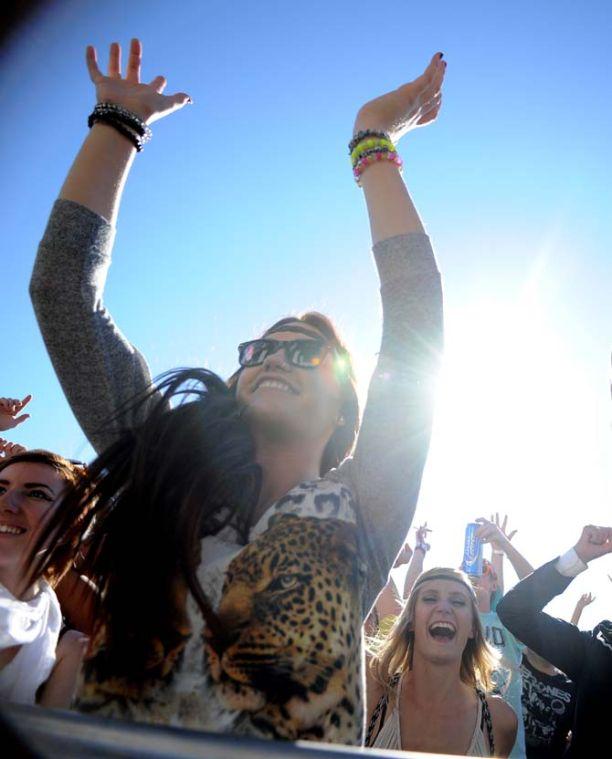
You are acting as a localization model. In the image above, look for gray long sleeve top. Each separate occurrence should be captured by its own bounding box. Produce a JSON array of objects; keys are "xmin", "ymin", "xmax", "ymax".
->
[{"xmin": 30, "ymin": 199, "xmax": 443, "ymax": 742}]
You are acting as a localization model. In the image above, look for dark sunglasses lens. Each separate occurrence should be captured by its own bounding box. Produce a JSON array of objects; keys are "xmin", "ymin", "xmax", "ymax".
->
[
  {"xmin": 289, "ymin": 341, "xmax": 325, "ymax": 367},
  {"xmin": 239, "ymin": 341, "xmax": 270, "ymax": 367}
]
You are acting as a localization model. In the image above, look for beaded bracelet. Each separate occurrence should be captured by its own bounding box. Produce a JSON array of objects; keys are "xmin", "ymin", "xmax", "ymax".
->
[
  {"xmin": 90, "ymin": 102, "xmax": 152, "ymax": 140},
  {"xmin": 353, "ymin": 146, "xmax": 392, "ymax": 165},
  {"xmin": 351, "ymin": 137, "xmax": 395, "ymax": 166},
  {"xmin": 348, "ymin": 129, "xmax": 390, "ymax": 154},
  {"xmin": 353, "ymin": 150, "xmax": 403, "ymax": 185},
  {"xmin": 99, "ymin": 103, "xmax": 151, "ymax": 139},
  {"xmin": 88, "ymin": 102, "xmax": 152, "ymax": 151},
  {"xmin": 89, "ymin": 112, "xmax": 144, "ymax": 152}
]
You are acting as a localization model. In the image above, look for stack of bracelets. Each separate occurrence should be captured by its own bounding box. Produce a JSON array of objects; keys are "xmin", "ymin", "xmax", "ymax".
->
[
  {"xmin": 349, "ymin": 129, "xmax": 403, "ymax": 186},
  {"xmin": 88, "ymin": 102, "xmax": 152, "ymax": 152}
]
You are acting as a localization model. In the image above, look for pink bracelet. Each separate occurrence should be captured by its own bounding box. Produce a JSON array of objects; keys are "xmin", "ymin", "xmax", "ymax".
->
[{"xmin": 353, "ymin": 150, "xmax": 403, "ymax": 186}]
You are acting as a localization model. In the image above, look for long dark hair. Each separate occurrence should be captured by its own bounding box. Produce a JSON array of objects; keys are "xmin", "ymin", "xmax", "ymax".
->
[{"xmin": 24, "ymin": 369, "xmax": 260, "ymax": 683}]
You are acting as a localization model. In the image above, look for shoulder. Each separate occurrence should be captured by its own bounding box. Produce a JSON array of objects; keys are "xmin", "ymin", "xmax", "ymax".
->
[{"xmin": 487, "ymin": 694, "xmax": 518, "ymax": 757}]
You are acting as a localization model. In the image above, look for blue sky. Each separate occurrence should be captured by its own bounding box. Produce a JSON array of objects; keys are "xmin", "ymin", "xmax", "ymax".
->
[{"xmin": 2, "ymin": 0, "xmax": 611, "ymax": 624}]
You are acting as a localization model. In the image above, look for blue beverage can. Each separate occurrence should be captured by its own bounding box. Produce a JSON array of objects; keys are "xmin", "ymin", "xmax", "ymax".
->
[{"xmin": 462, "ymin": 523, "xmax": 483, "ymax": 576}]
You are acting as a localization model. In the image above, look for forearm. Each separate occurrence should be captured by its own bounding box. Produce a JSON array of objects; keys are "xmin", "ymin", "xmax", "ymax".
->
[
  {"xmin": 39, "ymin": 646, "xmax": 85, "ymax": 708},
  {"xmin": 354, "ymin": 114, "xmax": 425, "ymax": 245},
  {"xmin": 55, "ymin": 570, "xmax": 97, "ymax": 635},
  {"xmin": 375, "ymin": 577, "xmax": 402, "ymax": 619},
  {"xmin": 570, "ymin": 603, "xmax": 584, "ymax": 627},
  {"xmin": 491, "ymin": 550, "xmax": 505, "ymax": 593},
  {"xmin": 503, "ymin": 541, "xmax": 534, "ymax": 581},
  {"xmin": 60, "ymin": 123, "xmax": 137, "ymax": 225},
  {"xmin": 403, "ymin": 549, "xmax": 425, "ymax": 598}
]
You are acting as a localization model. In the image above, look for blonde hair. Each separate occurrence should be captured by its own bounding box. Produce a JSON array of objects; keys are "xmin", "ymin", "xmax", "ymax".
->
[{"xmin": 368, "ymin": 567, "xmax": 499, "ymax": 695}]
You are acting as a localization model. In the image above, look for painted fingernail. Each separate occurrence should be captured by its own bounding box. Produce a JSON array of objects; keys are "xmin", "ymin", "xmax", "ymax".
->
[{"xmin": 439, "ymin": 52, "xmax": 444, "ymax": 59}]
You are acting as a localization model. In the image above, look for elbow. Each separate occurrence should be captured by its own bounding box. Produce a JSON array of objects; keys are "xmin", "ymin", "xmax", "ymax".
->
[
  {"xmin": 495, "ymin": 594, "xmax": 516, "ymax": 629},
  {"xmin": 496, "ymin": 593, "xmax": 520, "ymax": 632},
  {"xmin": 29, "ymin": 256, "xmax": 55, "ymax": 308}
]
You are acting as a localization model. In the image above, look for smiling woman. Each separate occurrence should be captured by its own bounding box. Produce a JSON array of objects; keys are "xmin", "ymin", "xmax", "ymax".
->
[
  {"xmin": 25, "ymin": 39, "xmax": 444, "ymax": 744},
  {"xmin": 0, "ymin": 451, "xmax": 87, "ymax": 707},
  {"xmin": 366, "ymin": 567, "xmax": 518, "ymax": 756}
]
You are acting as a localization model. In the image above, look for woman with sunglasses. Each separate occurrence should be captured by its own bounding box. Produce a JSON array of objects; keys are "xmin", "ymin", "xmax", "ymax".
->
[
  {"xmin": 0, "ymin": 451, "xmax": 88, "ymax": 707},
  {"xmin": 366, "ymin": 568, "xmax": 518, "ymax": 756},
  {"xmin": 28, "ymin": 39, "xmax": 444, "ymax": 743}
]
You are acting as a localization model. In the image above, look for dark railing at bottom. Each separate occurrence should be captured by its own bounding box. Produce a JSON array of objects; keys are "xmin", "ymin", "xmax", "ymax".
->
[{"xmin": 1, "ymin": 702, "xmax": 462, "ymax": 758}]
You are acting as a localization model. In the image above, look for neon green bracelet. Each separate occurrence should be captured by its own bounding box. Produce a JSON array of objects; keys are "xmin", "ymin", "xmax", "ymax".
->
[{"xmin": 351, "ymin": 137, "xmax": 396, "ymax": 165}]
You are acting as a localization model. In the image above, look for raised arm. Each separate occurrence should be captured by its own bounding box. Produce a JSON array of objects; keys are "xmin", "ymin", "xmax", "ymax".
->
[
  {"xmin": 334, "ymin": 55, "xmax": 445, "ymax": 609},
  {"xmin": 403, "ymin": 523, "xmax": 431, "ymax": 598},
  {"xmin": 477, "ymin": 514, "xmax": 533, "ymax": 594},
  {"xmin": 30, "ymin": 40, "xmax": 191, "ymax": 453},
  {"xmin": 570, "ymin": 592, "xmax": 595, "ymax": 626},
  {"xmin": 354, "ymin": 53, "xmax": 445, "ymax": 243},
  {"xmin": 497, "ymin": 525, "xmax": 612, "ymax": 682}
]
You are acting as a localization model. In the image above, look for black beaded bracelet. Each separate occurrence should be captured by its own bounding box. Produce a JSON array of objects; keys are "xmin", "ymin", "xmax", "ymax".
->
[
  {"xmin": 89, "ymin": 112, "xmax": 144, "ymax": 151},
  {"xmin": 348, "ymin": 129, "xmax": 390, "ymax": 154},
  {"xmin": 91, "ymin": 102, "xmax": 152, "ymax": 142}
]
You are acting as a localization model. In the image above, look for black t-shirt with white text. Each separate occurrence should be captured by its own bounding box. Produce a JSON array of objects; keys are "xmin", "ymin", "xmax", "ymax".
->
[{"xmin": 521, "ymin": 654, "xmax": 574, "ymax": 759}]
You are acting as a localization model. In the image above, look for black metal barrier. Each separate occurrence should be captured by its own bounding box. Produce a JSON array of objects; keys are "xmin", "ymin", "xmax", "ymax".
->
[{"xmin": 0, "ymin": 703, "xmax": 461, "ymax": 758}]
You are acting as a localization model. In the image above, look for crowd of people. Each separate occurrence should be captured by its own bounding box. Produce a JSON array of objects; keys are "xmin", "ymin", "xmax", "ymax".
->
[{"xmin": 1, "ymin": 37, "xmax": 610, "ymax": 758}]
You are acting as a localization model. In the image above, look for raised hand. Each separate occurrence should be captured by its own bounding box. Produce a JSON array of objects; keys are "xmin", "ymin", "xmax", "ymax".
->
[
  {"xmin": 574, "ymin": 525, "xmax": 612, "ymax": 564},
  {"xmin": 0, "ymin": 394, "xmax": 32, "ymax": 432},
  {"xmin": 476, "ymin": 513, "xmax": 517, "ymax": 552},
  {"xmin": 86, "ymin": 38, "xmax": 192, "ymax": 124},
  {"xmin": 577, "ymin": 592, "xmax": 596, "ymax": 608},
  {"xmin": 0, "ymin": 438, "xmax": 27, "ymax": 458},
  {"xmin": 393, "ymin": 541, "xmax": 413, "ymax": 567},
  {"xmin": 354, "ymin": 53, "xmax": 447, "ymax": 143},
  {"xmin": 414, "ymin": 522, "xmax": 432, "ymax": 552}
]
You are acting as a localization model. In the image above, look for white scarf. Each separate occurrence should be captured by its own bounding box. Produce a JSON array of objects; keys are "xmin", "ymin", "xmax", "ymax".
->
[{"xmin": 0, "ymin": 580, "xmax": 62, "ymax": 704}]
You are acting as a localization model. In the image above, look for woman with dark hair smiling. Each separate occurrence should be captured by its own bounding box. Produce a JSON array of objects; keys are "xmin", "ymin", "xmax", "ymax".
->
[
  {"xmin": 0, "ymin": 451, "xmax": 87, "ymax": 706},
  {"xmin": 27, "ymin": 39, "xmax": 444, "ymax": 744}
]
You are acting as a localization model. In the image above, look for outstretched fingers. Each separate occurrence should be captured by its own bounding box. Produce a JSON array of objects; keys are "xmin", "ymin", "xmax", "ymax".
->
[
  {"xmin": 164, "ymin": 91, "xmax": 193, "ymax": 111},
  {"xmin": 85, "ymin": 45, "xmax": 103, "ymax": 83},
  {"xmin": 126, "ymin": 38, "xmax": 142, "ymax": 83},
  {"xmin": 108, "ymin": 41, "xmax": 121, "ymax": 79},
  {"xmin": 149, "ymin": 75, "xmax": 168, "ymax": 94}
]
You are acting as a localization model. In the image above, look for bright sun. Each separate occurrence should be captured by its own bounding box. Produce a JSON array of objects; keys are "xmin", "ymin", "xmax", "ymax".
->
[{"xmin": 427, "ymin": 294, "xmax": 597, "ymax": 517}]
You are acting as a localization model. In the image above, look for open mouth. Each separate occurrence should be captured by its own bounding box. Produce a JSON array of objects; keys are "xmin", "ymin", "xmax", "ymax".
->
[
  {"xmin": 253, "ymin": 378, "xmax": 298, "ymax": 395},
  {"xmin": 428, "ymin": 622, "xmax": 456, "ymax": 641},
  {"xmin": 0, "ymin": 524, "xmax": 26, "ymax": 536}
]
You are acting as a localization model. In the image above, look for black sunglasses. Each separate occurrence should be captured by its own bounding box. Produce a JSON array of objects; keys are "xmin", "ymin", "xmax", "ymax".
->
[{"xmin": 237, "ymin": 338, "xmax": 334, "ymax": 369}]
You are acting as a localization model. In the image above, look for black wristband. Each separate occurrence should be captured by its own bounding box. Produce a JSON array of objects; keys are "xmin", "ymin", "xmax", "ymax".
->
[
  {"xmin": 89, "ymin": 112, "xmax": 143, "ymax": 152},
  {"xmin": 90, "ymin": 102, "xmax": 152, "ymax": 142}
]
